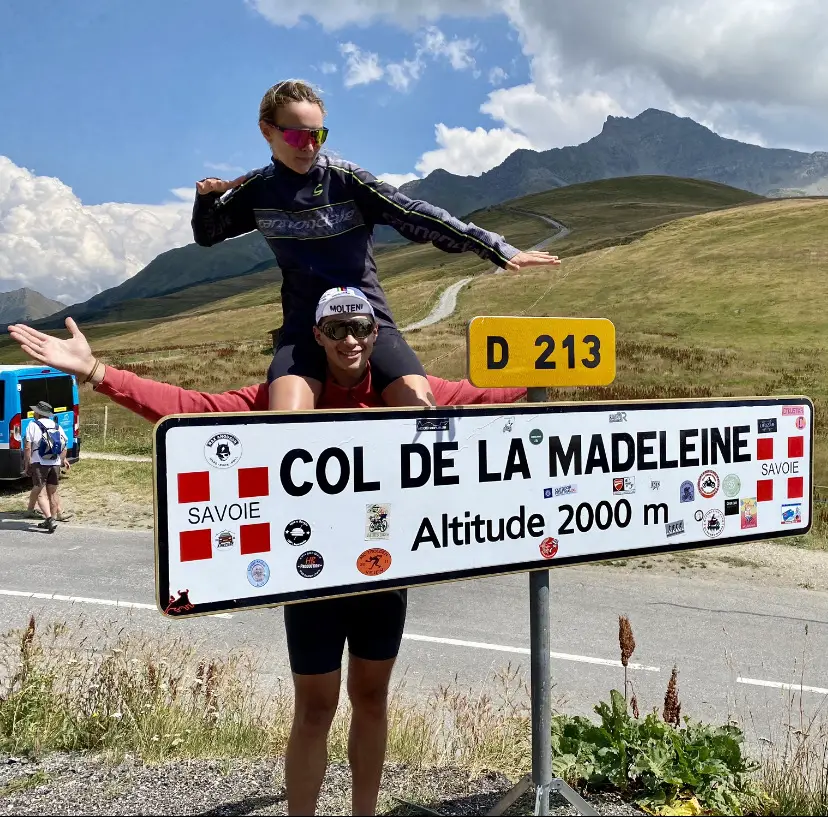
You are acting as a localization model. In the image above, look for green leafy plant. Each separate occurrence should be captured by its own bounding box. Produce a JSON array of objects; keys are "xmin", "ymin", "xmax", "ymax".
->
[
  {"xmin": 548, "ymin": 615, "xmax": 771, "ymax": 815},
  {"xmin": 551, "ymin": 689, "xmax": 765, "ymax": 815}
]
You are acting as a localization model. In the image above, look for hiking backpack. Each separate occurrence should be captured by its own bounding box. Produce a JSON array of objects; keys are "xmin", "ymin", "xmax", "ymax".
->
[{"xmin": 34, "ymin": 419, "xmax": 63, "ymax": 460}]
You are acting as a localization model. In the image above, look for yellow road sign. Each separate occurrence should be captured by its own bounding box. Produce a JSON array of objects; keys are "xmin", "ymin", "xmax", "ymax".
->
[{"xmin": 467, "ymin": 316, "xmax": 616, "ymax": 388}]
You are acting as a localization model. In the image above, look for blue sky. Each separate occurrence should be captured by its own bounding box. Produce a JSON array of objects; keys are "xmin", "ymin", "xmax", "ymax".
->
[{"xmin": 0, "ymin": 0, "xmax": 527, "ymax": 206}]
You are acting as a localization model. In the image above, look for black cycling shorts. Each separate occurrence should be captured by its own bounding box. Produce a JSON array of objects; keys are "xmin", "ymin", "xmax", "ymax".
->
[
  {"xmin": 267, "ymin": 325, "xmax": 426, "ymax": 393},
  {"xmin": 283, "ymin": 589, "xmax": 408, "ymax": 676}
]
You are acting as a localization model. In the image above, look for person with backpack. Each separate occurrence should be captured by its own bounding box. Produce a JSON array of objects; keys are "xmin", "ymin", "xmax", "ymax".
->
[{"xmin": 23, "ymin": 400, "xmax": 70, "ymax": 533}]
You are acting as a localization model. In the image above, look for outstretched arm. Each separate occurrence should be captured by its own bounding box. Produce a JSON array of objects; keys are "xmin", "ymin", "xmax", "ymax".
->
[
  {"xmin": 427, "ymin": 376, "xmax": 526, "ymax": 406},
  {"xmin": 7, "ymin": 319, "xmax": 265, "ymax": 422},
  {"xmin": 191, "ymin": 173, "xmax": 260, "ymax": 247},
  {"xmin": 345, "ymin": 164, "xmax": 561, "ymax": 272}
]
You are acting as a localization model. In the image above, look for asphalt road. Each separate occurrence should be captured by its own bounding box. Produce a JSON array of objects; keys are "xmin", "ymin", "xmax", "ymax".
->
[{"xmin": 1, "ymin": 522, "xmax": 826, "ymax": 747}]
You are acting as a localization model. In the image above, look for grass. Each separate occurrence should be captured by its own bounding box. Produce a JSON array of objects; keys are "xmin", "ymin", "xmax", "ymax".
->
[
  {"xmin": 405, "ymin": 197, "xmax": 828, "ymax": 490},
  {"xmin": 0, "ymin": 615, "xmax": 531, "ymax": 778},
  {"xmin": 0, "ymin": 769, "xmax": 51, "ymax": 796},
  {"xmin": 0, "ymin": 460, "xmax": 153, "ymax": 530},
  {"xmin": 2, "ymin": 611, "xmax": 826, "ymax": 815},
  {"xmin": 493, "ymin": 175, "xmax": 763, "ymax": 258}
]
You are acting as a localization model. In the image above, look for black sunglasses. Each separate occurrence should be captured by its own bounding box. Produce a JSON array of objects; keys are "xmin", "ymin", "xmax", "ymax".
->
[{"xmin": 319, "ymin": 317, "xmax": 376, "ymax": 341}]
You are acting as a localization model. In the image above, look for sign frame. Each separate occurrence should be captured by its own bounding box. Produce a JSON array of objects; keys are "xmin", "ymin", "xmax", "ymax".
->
[{"xmin": 153, "ymin": 395, "xmax": 814, "ymax": 619}]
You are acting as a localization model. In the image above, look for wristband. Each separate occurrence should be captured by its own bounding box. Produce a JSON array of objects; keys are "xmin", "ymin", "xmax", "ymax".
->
[{"xmin": 84, "ymin": 359, "xmax": 101, "ymax": 384}]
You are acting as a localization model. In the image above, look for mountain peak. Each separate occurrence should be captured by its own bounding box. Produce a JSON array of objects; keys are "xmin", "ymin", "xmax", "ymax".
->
[
  {"xmin": 601, "ymin": 107, "xmax": 710, "ymax": 136},
  {"xmin": 0, "ymin": 286, "xmax": 67, "ymax": 326}
]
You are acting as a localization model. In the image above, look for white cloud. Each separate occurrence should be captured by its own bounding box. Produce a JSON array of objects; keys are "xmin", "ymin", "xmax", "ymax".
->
[
  {"xmin": 385, "ymin": 58, "xmax": 423, "ymax": 92},
  {"xmin": 488, "ymin": 66, "xmax": 508, "ymax": 85},
  {"xmin": 421, "ymin": 26, "xmax": 478, "ymax": 71},
  {"xmin": 339, "ymin": 42, "xmax": 385, "ymax": 87},
  {"xmin": 415, "ymin": 123, "xmax": 533, "ymax": 177},
  {"xmin": 0, "ymin": 156, "xmax": 193, "ymax": 304},
  {"xmin": 204, "ymin": 161, "xmax": 246, "ymax": 175},
  {"xmin": 319, "ymin": 61, "xmax": 338, "ymax": 74},
  {"xmin": 376, "ymin": 172, "xmax": 420, "ymax": 188},
  {"xmin": 335, "ymin": 25, "xmax": 480, "ymax": 94},
  {"xmin": 246, "ymin": 0, "xmax": 498, "ymax": 31},
  {"xmin": 481, "ymin": 82, "xmax": 629, "ymax": 149}
]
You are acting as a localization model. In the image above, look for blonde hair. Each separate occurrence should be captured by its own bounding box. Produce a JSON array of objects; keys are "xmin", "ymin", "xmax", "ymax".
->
[{"xmin": 258, "ymin": 79, "xmax": 326, "ymax": 125}]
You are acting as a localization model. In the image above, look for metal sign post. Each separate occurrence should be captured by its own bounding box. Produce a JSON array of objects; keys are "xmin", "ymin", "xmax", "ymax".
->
[
  {"xmin": 527, "ymin": 386, "xmax": 553, "ymax": 815},
  {"xmin": 468, "ymin": 318, "xmax": 617, "ymax": 817}
]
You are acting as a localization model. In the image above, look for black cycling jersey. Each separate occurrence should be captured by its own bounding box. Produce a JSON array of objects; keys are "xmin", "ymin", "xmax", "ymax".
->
[{"xmin": 192, "ymin": 154, "xmax": 520, "ymax": 334}]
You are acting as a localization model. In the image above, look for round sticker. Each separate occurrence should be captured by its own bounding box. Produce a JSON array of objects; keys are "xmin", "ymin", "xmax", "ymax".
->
[
  {"xmin": 796, "ymin": 416, "xmax": 807, "ymax": 430},
  {"xmin": 539, "ymin": 537, "xmax": 559, "ymax": 559},
  {"xmin": 357, "ymin": 548, "xmax": 392, "ymax": 577},
  {"xmin": 214, "ymin": 530, "xmax": 235, "ymax": 550},
  {"xmin": 697, "ymin": 470, "xmax": 720, "ymax": 499},
  {"xmin": 702, "ymin": 509, "xmax": 725, "ymax": 538},
  {"xmin": 247, "ymin": 559, "xmax": 270, "ymax": 587},
  {"xmin": 204, "ymin": 432, "xmax": 242, "ymax": 469},
  {"xmin": 529, "ymin": 429, "xmax": 544, "ymax": 445},
  {"xmin": 284, "ymin": 519, "xmax": 311, "ymax": 546},
  {"xmin": 722, "ymin": 474, "xmax": 741, "ymax": 498},
  {"xmin": 297, "ymin": 550, "xmax": 324, "ymax": 579}
]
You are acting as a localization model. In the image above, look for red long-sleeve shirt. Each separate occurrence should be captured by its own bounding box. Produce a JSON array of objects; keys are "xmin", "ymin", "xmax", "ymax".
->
[{"xmin": 94, "ymin": 365, "xmax": 526, "ymax": 423}]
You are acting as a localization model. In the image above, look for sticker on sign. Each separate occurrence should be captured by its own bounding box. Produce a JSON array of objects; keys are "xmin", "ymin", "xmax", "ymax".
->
[{"xmin": 153, "ymin": 397, "xmax": 813, "ymax": 617}]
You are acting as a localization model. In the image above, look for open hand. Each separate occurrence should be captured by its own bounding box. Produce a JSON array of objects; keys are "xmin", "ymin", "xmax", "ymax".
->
[
  {"xmin": 7, "ymin": 317, "xmax": 95, "ymax": 380},
  {"xmin": 195, "ymin": 176, "xmax": 247, "ymax": 196},
  {"xmin": 505, "ymin": 250, "xmax": 561, "ymax": 272}
]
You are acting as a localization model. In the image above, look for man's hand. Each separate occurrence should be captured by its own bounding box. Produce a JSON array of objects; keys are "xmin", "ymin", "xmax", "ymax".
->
[
  {"xmin": 504, "ymin": 250, "xmax": 562, "ymax": 272},
  {"xmin": 8, "ymin": 318, "xmax": 96, "ymax": 381},
  {"xmin": 195, "ymin": 176, "xmax": 247, "ymax": 196}
]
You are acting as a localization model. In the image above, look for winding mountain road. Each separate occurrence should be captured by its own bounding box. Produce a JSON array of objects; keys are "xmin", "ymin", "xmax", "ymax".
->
[{"xmin": 400, "ymin": 209, "xmax": 569, "ymax": 333}]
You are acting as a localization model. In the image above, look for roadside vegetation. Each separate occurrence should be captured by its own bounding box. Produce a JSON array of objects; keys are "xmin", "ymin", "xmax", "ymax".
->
[{"xmin": 1, "ymin": 613, "xmax": 825, "ymax": 814}]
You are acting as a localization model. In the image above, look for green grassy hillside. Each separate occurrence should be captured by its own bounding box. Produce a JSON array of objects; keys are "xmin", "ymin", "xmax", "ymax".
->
[
  {"xmin": 12, "ymin": 175, "xmax": 762, "ymax": 343},
  {"xmin": 405, "ymin": 196, "xmax": 828, "ymax": 490},
  {"xmin": 0, "ymin": 175, "xmax": 785, "ymax": 451},
  {"xmin": 3, "ymin": 176, "xmax": 825, "ymax": 546}
]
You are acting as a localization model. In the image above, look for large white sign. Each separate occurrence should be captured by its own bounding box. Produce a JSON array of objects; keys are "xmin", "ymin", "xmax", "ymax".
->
[{"xmin": 153, "ymin": 397, "xmax": 813, "ymax": 618}]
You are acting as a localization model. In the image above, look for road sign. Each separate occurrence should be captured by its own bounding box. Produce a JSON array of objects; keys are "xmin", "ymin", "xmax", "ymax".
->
[
  {"xmin": 153, "ymin": 396, "xmax": 813, "ymax": 619},
  {"xmin": 467, "ymin": 316, "xmax": 616, "ymax": 388}
]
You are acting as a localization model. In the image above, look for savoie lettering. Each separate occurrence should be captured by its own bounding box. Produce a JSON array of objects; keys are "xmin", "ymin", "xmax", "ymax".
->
[
  {"xmin": 188, "ymin": 501, "xmax": 261, "ymax": 525},
  {"xmin": 412, "ymin": 505, "xmax": 544, "ymax": 550},
  {"xmin": 761, "ymin": 461, "xmax": 800, "ymax": 476},
  {"xmin": 548, "ymin": 425, "xmax": 751, "ymax": 477}
]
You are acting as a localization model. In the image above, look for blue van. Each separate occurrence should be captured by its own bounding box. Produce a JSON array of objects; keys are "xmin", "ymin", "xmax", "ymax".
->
[{"xmin": 0, "ymin": 365, "xmax": 80, "ymax": 480}]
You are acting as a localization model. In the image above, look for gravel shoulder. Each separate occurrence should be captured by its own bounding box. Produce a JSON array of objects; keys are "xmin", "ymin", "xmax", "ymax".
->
[
  {"xmin": 0, "ymin": 753, "xmax": 644, "ymax": 816},
  {"xmin": 598, "ymin": 539, "xmax": 828, "ymax": 593}
]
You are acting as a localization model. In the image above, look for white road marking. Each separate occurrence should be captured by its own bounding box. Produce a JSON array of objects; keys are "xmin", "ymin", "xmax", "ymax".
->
[
  {"xmin": 737, "ymin": 676, "xmax": 828, "ymax": 695},
  {"xmin": 402, "ymin": 632, "xmax": 661, "ymax": 672},
  {"xmin": 0, "ymin": 588, "xmax": 233, "ymax": 619}
]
